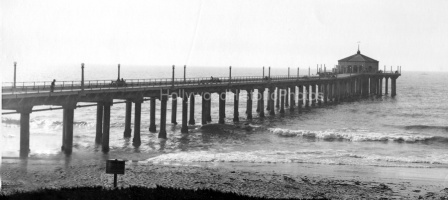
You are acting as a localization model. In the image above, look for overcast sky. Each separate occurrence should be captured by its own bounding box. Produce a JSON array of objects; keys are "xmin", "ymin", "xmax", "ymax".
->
[{"xmin": 1, "ymin": 0, "xmax": 448, "ymax": 74}]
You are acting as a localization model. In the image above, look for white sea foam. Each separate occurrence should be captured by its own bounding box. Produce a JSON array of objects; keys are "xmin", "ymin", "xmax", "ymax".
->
[
  {"xmin": 267, "ymin": 128, "xmax": 439, "ymax": 142},
  {"xmin": 146, "ymin": 149, "xmax": 448, "ymax": 167}
]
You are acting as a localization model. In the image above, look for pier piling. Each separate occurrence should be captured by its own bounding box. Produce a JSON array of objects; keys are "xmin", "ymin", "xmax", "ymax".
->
[
  {"xmin": 246, "ymin": 90, "xmax": 253, "ymax": 120},
  {"xmin": 19, "ymin": 107, "xmax": 32, "ymax": 158},
  {"xmin": 289, "ymin": 87, "xmax": 295, "ymax": 111},
  {"xmin": 219, "ymin": 91, "xmax": 226, "ymax": 124},
  {"xmin": 298, "ymin": 86, "xmax": 303, "ymax": 113},
  {"xmin": 63, "ymin": 106, "xmax": 75, "ymax": 154},
  {"xmin": 280, "ymin": 89, "xmax": 285, "ymax": 114},
  {"xmin": 201, "ymin": 93, "xmax": 207, "ymax": 125},
  {"xmin": 171, "ymin": 94, "xmax": 177, "ymax": 124},
  {"xmin": 269, "ymin": 88, "xmax": 275, "ymax": 116},
  {"xmin": 259, "ymin": 89, "xmax": 265, "ymax": 118},
  {"xmin": 385, "ymin": 77, "xmax": 389, "ymax": 94},
  {"xmin": 233, "ymin": 89, "xmax": 239, "ymax": 122},
  {"xmin": 123, "ymin": 101, "xmax": 132, "ymax": 137},
  {"xmin": 158, "ymin": 96, "xmax": 168, "ymax": 139},
  {"xmin": 95, "ymin": 102, "xmax": 103, "ymax": 143},
  {"xmin": 149, "ymin": 98, "xmax": 157, "ymax": 132},
  {"xmin": 102, "ymin": 102, "xmax": 111, "ymax": 152},
  {"xmin": 133, "ymin": 100, "xmax": 142, "ymax": 146},
  {"xmin": 189, "ymin": 93, "xmax": 195, "ymax": 125},
  {"xmin": 181, "ymin": 91, "xmax": 188, "ymax": 133}
]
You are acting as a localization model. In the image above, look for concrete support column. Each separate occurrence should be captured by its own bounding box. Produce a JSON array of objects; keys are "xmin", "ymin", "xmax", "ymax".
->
[
  {"xmin": 291, "ymin": 87, "xmax": 295, "ymax": 107},
  {"xmin": 289, "ymin": 87, "xmax": 295, "ymax": 111},
  {"xmin": 206, "ymin": 93, "xmax": 212, "ymax": 122},
  {"xmin": 385, "ymin": 77, "xmax": 389, "ymax": 94},
  {"xmin": 233, "ymin": 89, "xmax": 239, "ymax": 122},
  {"xmin": 325, "ymin": 83, "xmax": 329, "ymax": 104},
  {"xmin": 280, "ymin": 89, "xmax": 285, "ymax": 114},
  {"xmin": 133, "ymin": 100, "xmax": 142, "ymax": 145},
  {"xmin": 328, "ymin": 83, "xmax": 333, "ymax": 102},
  {"xmin": 311, "ymin": 85, "xmax": 316, "ymax": 106},
  {"xmin": 259, "ymin": 89, "xmax": 265, "ymax": 118},
  {"xmin": 201, "ymin": 93, "xmax": 207, "ymax": 125},
  {"xmin": 266, "ymin": 87, "xmax": 272, "ymax": 112},
  {"xmin": 219, "ymin": 91, "xmax": 226, "ymax": 124},
  {"xmin": 158, "ymin": 95, "xmax": 168, "ymax": 139},
  {"xmin": 19, "ymin": 108, "xmax": 32, "ymax": 158},
  {"xmin": 308, "ymin": 85, "xmax": 313, "ymax": 107},
  {"xmin": 298, "ymin": 86, "xmax": 303, "ymax": 113},
  {"xmin": 189, "ymin": 93, "xmax": 195, "ymax": 125},
  {"xmin": 256, "ymin": 89, "xmax": 261, "ymax": 113},
  {"xmin": 181, "ymin": 91, "xmax": 189, "ymax": 133},
  {"xmin": 246, "ymin": 90, "xmax": 253, "ymax": 120},
  {"xmin": 102, "ymin": 102, "xmax": 111, "ymax": 152},
  {"xmin": 95, "ymin": 102, "xmax": 103, "ymax": 144},
  {"xmin": 285, "ymin": 88, "xmax": 289, "ymax": 107},
  {"xmin": 363, "ymin": 78, "xmax": 369, "ymax": 97},
  {"xmin": 379, "ymin": 78, "xmax": 383, "ymax": 96},
  {"xmin": 391, "ymin": 78, "xmax": 397, "ymax": 97},
  {"xmin": 171, "ymin": 94, "xmax": 178, "ymax": 124},
  {"xmin": 63, "ymin": 107, "xmax": 75, "ymax": 154},
  {"xmin": 358, "ymin": 78, "xmax": 362, "ymax": 95},
  {"xmin": 149, "ymin": 98, "xmax": 157, "ymax": 132},
  {"xmin": 335, "ymin": 81, "xmax": 340, "ymax": 102},
  {"xmin": 276, "ymin": 87, "xmax": 280, "ymax": 108},
  {"xmin": 317, "ymin": 84, "xmax": 322, "ymax": 106},
  {"xmin": 269, "ymin": 88, "xmax": 275, "ymax": 116},
  {"xmin": 123, "ymin": 101, "xmax": 132, "ymax": 137}
]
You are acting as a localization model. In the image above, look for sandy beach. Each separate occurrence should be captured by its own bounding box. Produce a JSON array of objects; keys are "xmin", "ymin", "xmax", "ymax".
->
[{"xmin": 2, "ymin": 157, "xmax": 448, "ymax": 199}]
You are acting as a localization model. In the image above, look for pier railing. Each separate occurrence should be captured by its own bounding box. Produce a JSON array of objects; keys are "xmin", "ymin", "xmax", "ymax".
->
[{"xmin": 1, "ymin": 73, "xmax": 399, "ymax": 95}]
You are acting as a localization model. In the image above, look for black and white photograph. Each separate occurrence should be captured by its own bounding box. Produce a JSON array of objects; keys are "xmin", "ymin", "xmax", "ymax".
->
[{"xmin": 1, "ymin": 0, "xmax": 448, "ymax": 199}]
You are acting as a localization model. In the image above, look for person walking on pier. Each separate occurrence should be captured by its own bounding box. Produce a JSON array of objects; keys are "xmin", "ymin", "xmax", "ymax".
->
[{"xmin": 50, "ymin": 79, "xmax": 56, "ymax": 92}]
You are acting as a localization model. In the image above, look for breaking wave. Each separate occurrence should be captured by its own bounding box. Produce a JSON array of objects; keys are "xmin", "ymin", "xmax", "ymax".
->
[
  {"xmin": 2, "ymin": 117, "xmax": 90, "ymax": 128},
  {"xmin": 267, "ymin": 128, "xmax": 448, "ymax": 143}
]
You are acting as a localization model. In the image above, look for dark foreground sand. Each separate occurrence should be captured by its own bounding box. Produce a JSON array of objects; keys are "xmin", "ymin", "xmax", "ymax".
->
[{"xmin": 2, "ymin": 158, "xmax": 448, "ymax": 199}]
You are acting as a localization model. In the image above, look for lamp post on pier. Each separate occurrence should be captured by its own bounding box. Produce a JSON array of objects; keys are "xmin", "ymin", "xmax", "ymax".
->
[
  {"xmin": 118, "ymin": 64, "xmax": 120, "ymax": 80},
  {"xmin": 81, "ymin": 63, "xmax": 85, "ymax": 91},
  {"xmin": 172, "ymin": 65, "xmax": 175, "ymax": 87},
  {"xmin": 268, "ymin": 66, "xmax": 271, "ymax": 79},
  {"xmin": 229, "ymin": 66, "xmax": 232, "ymax": 83},
  {"xmin": 184, "ymin": 65, "xmax": 186, "ymax": 82},
  {"xmin": 13, "ymin": 62, "xmax": 17, "ymax": 89}
]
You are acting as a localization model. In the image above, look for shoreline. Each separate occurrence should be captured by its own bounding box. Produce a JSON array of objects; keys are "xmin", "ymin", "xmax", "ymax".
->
[{"xmin": 2, "ymin": 157, "xmax": 448, "ymax": 199}]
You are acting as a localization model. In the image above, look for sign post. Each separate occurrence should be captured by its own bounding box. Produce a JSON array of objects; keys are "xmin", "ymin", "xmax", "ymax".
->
[{"xmin": 106, "ymin": 159, "xmax": 125, "ymax": 188}]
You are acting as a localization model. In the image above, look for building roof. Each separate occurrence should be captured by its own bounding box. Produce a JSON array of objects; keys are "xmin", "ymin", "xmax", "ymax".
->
[{"xmin": 338, "ymin": 50, "xmax": 378, "ymax": 63}]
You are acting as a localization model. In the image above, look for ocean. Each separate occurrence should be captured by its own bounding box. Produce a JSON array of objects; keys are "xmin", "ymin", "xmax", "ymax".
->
[{"xmin": 2, "ymin": 66, "xmax": 448, "ymax": 172}]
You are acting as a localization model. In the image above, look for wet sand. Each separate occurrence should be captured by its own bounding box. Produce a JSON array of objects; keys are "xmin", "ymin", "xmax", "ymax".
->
[{"xmin": 2, "ymin": 157, "xmax": 448, "ymax": 199}]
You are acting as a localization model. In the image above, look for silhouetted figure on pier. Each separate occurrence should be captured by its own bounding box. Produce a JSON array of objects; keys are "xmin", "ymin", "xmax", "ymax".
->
[{"xmin": 50, "ymin": 79, "xmax": 56, "ymax": 92}]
